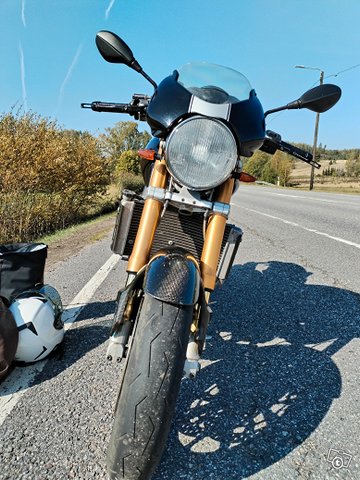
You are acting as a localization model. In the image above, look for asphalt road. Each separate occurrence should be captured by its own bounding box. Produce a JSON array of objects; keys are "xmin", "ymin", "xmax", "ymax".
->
[{"xmin": 1, "ymin": 185, "xmax": 359, "ymax": 480}]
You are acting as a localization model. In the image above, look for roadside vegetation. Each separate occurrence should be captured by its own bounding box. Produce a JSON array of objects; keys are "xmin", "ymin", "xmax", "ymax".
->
[
  {"xmin": 99, "ymin": 121, "xmax": 150, "ymax": 195},
  {"xmin": 0, "ymin": 111, "xmax": 149, "ymax": 244},
  {"xmin": 243, "ymin": 143, "xmax": 360, "ymax": 191},
  {"xmin": 243, "ymin": 150, "xmax": 294, "ymax": 186}
]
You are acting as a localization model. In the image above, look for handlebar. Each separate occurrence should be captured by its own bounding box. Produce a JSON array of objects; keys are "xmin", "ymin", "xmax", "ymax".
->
[
  {"xmin": 81, "ymin": 101, "xmax": 140, "ymax": 114},
  {"xmin": 81, "ymin": 94, "xmax": 151, "ymax": 121},
  {"xmin": 260, "ymin": 130, "xmax": 321, "ymax": 169},
  {"xmin": 82, "ymin": 99, "xmax": 319, "ymax": 169}
]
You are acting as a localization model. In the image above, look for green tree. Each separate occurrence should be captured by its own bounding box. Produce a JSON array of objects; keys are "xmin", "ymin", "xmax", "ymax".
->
[
  {"xmin": 115, "ymin": 150, "xmax": 142, "ymax": 176},
  {"xmin": 243, "ymin": 151, "xmax": 271, "ymax": 179},
  {"xmin": 261, "ymin": 161, "xmax": 277, "ymax": 184},
  {"xmin": 271, "ymin": 151, "xmax": 294, "ymax": 186},
  {"xmin": 243, "ymin": 149, "xmax": 294, "ymax": 185},
  {"xmin": 100, "ymin": 121, "xmax": 151, "ymax": 172}
]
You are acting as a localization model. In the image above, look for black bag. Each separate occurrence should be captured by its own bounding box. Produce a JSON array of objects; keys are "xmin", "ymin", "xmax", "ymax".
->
[
  {"xmin": 0, "ymin": 243, "xmax": 47, "ymax": 303},
  {"xmin": 0, "ymin": 297, "xmax": 18, "ymax": 379}
]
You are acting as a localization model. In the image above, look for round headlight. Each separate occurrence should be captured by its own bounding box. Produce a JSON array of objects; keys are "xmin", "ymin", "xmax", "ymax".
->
[{"xmin": 166, "ymin": 116, "xmax": 238, "ymax": 190}]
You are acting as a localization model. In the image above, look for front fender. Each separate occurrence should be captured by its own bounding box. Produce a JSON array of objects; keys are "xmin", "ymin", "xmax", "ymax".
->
[{"xmin": 144, "ymin": 248, "xmax": 200, "ymax": 306}]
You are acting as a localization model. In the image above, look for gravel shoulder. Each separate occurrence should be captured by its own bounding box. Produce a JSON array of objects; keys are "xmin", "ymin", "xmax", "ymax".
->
[{"xmin": 45, "ymin": 214, "xmax": 116, "ymax": 269}]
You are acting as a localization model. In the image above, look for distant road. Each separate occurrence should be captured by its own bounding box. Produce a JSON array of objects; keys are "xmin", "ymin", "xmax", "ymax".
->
[{"xmin": 0, "ymin": 185, "xmax": 359, "ymax": 480}]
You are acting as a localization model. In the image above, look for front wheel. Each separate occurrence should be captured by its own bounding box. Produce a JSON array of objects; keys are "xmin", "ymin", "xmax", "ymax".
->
[{"xmin": 107, "ymin": 294, "xmax": 193, "ymax": 480}]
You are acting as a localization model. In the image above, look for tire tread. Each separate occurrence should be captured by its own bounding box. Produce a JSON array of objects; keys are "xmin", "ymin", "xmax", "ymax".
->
[{"xmin": 107, "ymin": 294, "xmax": 192, "ymax": 480}]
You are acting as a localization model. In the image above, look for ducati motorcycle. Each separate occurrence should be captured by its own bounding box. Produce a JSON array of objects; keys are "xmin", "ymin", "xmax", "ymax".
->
[{"xmin": 82, "ymin": 31, "xmax": 341, "ymax": 480}]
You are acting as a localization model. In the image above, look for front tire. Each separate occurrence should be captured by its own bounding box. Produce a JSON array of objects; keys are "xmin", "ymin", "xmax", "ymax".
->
[{"xmin": 107, "ymin": 294, "xmax": 193, "ymax": 480}]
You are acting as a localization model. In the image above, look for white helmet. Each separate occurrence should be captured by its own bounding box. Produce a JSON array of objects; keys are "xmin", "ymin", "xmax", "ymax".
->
[{"xmin": 9, "ymin": 289, "xmax": 64, "ymax": 363}]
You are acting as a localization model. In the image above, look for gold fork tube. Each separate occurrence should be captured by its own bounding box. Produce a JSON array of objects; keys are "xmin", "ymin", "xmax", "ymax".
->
[
  {"xmin": 200, "ymin": 178, "xmax": 234, "ymax": 291},
  {"xmin": 127, "ymin": 160, "xmax": 167, "ymax": 273}
]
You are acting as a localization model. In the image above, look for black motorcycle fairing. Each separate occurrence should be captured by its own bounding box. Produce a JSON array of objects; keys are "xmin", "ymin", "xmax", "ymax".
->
[
  {"xmin": 146, "ymin": 71, "xmax": 192, "ymax": 136},
  {"xmin": 146, "ymin": 72, "xmax": 266, "ymax": 157},
  {"xmin": 229, "ymin": 90, "xmax": 266, "ymax": 157},
  {"xmin": 144, "ymin": 248, "xmax": 200, "ymax": 306}
]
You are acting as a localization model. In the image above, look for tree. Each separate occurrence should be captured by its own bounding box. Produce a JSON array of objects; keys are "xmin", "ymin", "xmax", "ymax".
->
[
  {"xmin": 243, "ymin": 151, "xmax": 271, "ymax": 179},
  {"xmin": 243, "ymin": 150, "xmax": 294, "ymax": 185},
  {"xmin": 271, "ymin": 151, "xmax": 294, "ymax": 186},
  {"xmin": 99, "ymin": 121, "xmax": 151, "ymax": 172},
  {"xmin": 262, "ymin": 161, "xmax": 278, "ymax": 184},
  {"xmin": 346, "ymin": 150, "xmax": 360, "ymax": 177},
  {"xmin": 115, "ymin": 150, "xmax": 142, "ymax": 176}
]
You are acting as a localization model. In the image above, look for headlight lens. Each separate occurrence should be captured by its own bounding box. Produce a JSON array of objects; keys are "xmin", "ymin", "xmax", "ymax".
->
[{"xmin": 166, "ymin": 116, "xmax": 238, "ymax": 190}]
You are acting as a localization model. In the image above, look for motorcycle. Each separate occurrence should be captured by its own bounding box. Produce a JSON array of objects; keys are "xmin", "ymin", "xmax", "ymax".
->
[{"xmin": 82, "ymin": 31, "xmax": 341, "ymax": 480}]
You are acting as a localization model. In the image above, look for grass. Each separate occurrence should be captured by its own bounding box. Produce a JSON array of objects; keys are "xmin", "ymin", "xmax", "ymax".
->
[
  {"xmin": 89, "ymin": 225, "xmax": 116, "ymax": 243},
  {"xmin": 295, "ymin": 184, "xmax": 360, "ymax": 194},
  {"xmin": 290, "ymin": 177, "xmax": 360, "ymax": 194},
  {"xmin": 292, "ymin": 158, "xmax": 347, "ymax": 177},
  {"xmin": 37, "ymin": 211, "xmax": 116, "ymax": 246},
  {"xmin": 287, "ymin": 159, "xmax": 360, "ymax": 194}
]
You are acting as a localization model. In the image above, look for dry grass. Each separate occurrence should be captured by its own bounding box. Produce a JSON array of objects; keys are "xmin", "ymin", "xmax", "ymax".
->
[
  {"xmin": 290, "ymin": 159, "xmax": 360, "ymax": 193},
  {"xmin": 39, "ymin": 211, "xmax": 116, "ymax": 246},
  {"xmin": 291, "ymin": 158, "xmax": 347, "ymax": 177}
]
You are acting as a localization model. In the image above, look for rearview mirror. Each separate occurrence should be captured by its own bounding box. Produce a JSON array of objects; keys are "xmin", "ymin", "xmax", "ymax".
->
[
  {"xmin": 96, "ymin": 31, "xmax": 142, "ymax": 71},
  {"xmin": 265, "ymin": 83, "xmax": 341, "ymax": 117},
  {"xmin": 95, "ymin": 31, "xmax": 157, "ymax": 88},
  {"xmin": 289, "ymin": 84, "xmax": 342, "ymax": 113}
]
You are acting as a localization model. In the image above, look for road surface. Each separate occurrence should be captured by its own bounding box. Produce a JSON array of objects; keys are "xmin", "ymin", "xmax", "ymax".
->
[{"xmin": 1, "ymin": 185, "xmax": 359, "ymax": 479}]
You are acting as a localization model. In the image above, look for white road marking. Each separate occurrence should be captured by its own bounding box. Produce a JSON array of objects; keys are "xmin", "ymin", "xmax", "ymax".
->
[
  {"xmin": 233, "ymin": 205, "xmax": 360, "ymax": 250},
  {"xmin": 260, "ymin": 191, "xmax": 359, "ymax": 207},
  {"xmin": 62, "ymin": 254, "xmax": 119, "ymax": 328},
  {"xmin": 271, "ymin": 192, "xmax": 339, "ymax": 203},
  {"xmin": 0, "ymin": 254, "xmax": 119, "ymax": 427}
]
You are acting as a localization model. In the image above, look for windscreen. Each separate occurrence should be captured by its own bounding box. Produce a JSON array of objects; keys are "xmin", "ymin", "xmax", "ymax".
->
[{"xmin": 177, "ymin": 62, "xmax": 252, "ymax": 105}]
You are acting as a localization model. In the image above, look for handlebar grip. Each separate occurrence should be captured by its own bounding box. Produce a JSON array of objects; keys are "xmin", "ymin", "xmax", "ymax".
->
[
  {"xmin": 261, "ymin": 134, "xmax": 321, "ymax": 169},
  {"xmin": 81, "ymin": 101, "xmax": 136, "ymax": 113},
  {"xmin": 280, "ymin": 140, "xmax": 320, "ymax": 169}
]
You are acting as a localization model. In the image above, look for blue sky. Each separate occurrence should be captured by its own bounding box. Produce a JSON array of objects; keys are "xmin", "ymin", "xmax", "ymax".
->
[{"xmin": 0, "ymin": 0, "xmax": 359, "ymax": 149}]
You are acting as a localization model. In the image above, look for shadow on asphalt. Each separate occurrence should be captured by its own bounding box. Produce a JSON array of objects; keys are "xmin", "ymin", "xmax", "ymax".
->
[
  {"xmin": 155, "ymin": 261, "xmax": 360, "ymax": 479},
  {"xmin": 38, "ymin": 300, "xmax": 115, "ymax": 379}
]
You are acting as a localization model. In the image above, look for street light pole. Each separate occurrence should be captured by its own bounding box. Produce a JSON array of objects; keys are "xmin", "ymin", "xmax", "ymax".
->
[{"xmin": 295, "ymin": 66, "xmax": 324, "ymax": 190}]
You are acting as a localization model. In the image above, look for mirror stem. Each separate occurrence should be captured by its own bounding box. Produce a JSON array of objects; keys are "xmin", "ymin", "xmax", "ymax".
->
[
  {"xmin": 264, "ymin": 105, "xmax": 286, "ymax": 117},
  {"xmin": 264, "ymin": 99, "xmax": 301, "ymax": 117},
  {"xmin": 140, "ymin": 70, "xmax": 157, "ymax": 89}
]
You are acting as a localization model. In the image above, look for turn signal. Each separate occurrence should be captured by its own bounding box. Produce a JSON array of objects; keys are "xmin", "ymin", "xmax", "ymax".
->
[
  {"xmin": 239, "ymin": 172, "xmax": 256, "ymax": 182},
  {"xmin": 138, "ymin": 149, "xmax": 156, "ymax": 161}
]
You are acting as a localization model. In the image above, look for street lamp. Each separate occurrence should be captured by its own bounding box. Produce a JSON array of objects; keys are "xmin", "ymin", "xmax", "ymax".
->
[{"xmin": 295, "ymin": 65, "xmax": 324, "ymax": 190}]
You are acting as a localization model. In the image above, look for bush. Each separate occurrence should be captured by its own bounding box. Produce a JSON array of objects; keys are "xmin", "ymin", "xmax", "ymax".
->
[
  {"xmin": 99, "ymin": 121, "xmax": 151, "ymax": 174},
  {"xmin": 346, "ymin": 157, "xmax": 360, "ymax": 177},
  {"xmin": 118, "ymin": 173, "xmax": 144, "ymax": 195},
  {"xmin": 0, "ymin": 111, "xmax": 111, "ymax": 243},
  {"xmin": 115, "ymin": 150, "xmax": 142, "ymax": 176},
  {"xmin": 243, "ymin": 150, "xmax": 293, "ymax": 186}
]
